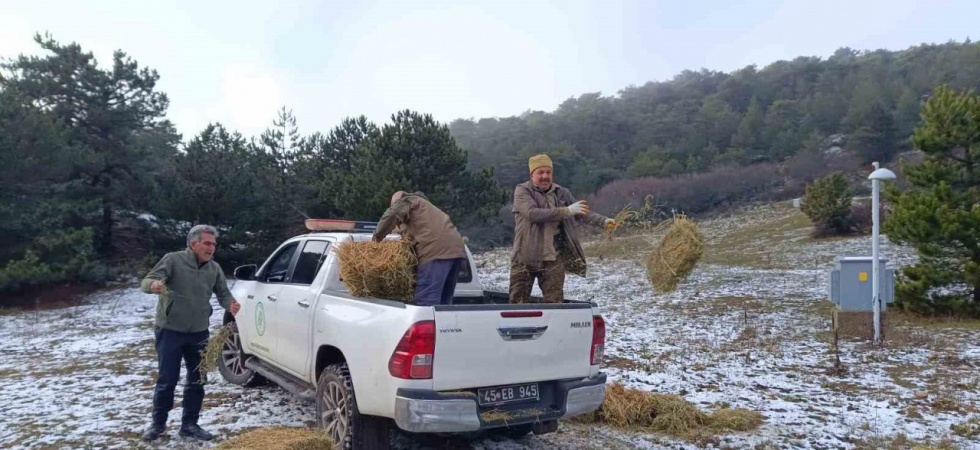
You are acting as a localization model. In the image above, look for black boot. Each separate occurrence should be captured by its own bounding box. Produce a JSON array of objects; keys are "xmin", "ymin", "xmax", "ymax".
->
[
  {"xmin": 179, "ymin": 423, "xmax": 214, "ymax": 441},
  {"xmin": 141, "ymin": 423, "xmax": 166, "ymax": 442}
]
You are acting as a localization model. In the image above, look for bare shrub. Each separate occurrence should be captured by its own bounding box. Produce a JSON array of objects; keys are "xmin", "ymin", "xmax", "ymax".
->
[{"xmin": 587, "ymin": 163, "xmax": 785, "ymax": 218}]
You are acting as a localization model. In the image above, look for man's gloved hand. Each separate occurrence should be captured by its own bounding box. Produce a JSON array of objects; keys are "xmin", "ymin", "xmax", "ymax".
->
[
  {"xmin": 605, "ymin": 218, "xmax": 619, "ymax": 230},
  {"xmin": 567, "ymin": 200, "xmax": 589, "ymax": 216}
]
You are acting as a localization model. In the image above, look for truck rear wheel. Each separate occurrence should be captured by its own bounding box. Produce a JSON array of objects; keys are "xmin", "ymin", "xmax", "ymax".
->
[
  {"xmin": 216, "ymin": 321, "xmax": 266, "ymax": 387},
  {"xmin": 316, "ymin": 363, "xmax": 390, "ymax": 450}
]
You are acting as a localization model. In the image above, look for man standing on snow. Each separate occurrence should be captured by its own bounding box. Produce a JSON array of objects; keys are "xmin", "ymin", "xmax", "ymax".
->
[
  {"xmin": 139, "ymin": 224, "xmax": 241, "ymax": 442},
  {"xmin": 510, "ymin": 154, "xmax": 617, "ymax": 303},
  {"xmin": 373, "ymin": 191, "xmax": 468, "ymax": 306}
]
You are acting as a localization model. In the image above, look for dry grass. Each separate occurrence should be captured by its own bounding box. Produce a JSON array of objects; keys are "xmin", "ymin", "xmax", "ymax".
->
[
  {"xmin": 215, "ymin": 426, "xmax": 333, "ymax": 450},
  {"xmin": 578, "ymin": 383, "xmax": 764, "ymax": 440},
  {"xmin": 646, "ymin": 216, "xmax": 705, "ymax": 293},
  {"xmin": 480, "ymin": 410, "xmax": 514, "ymax": 422},
  {"xmin": 888, "ymin": 310, "xmax": 980, "ymax": 330},
  {"xmin": 586, "ymin": 232, "xmax": 660, "ymax": 261},
  {"xmin": 709, "ymin": 408, "xmax": 765, "ymax": 431},
  {"xmin": 703, "ymin": 204, "xmax": 812, "ymax": 269},
  {"xmin": 337, "ymin": 238, "xmax": 417, "ymax": 302},
  {"xmin": 479, "ymin": 408, "xmax": 550, "ymax": 424},
  {"xmin": 852, "ymin": 433, "xmax": 959, "ymax": 450},
  {"xmin": 199, "ymin": 323, "xmax": 233, "ymax": 375},
  {"xmin": 951, "ymin": 416, "xmax": 980, "ymax": 438}
]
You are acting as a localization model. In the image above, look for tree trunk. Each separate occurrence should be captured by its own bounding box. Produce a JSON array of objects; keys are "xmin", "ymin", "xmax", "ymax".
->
[{"xmin": 98, "ymin": 200, "xmax": 113, "ymax": 256}]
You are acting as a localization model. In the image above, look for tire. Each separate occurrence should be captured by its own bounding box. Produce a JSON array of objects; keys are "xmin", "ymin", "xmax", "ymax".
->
[
  {"xmin": 217, "ymin": 321, "xmax": 267, "ymax": 387},
  {"xmin": 316, "ymin": 363, "xmax": 391, "ymax": 450},
  {"xmin": 490, "ymin": 423, "xmax": 533, "ymax": 439}
]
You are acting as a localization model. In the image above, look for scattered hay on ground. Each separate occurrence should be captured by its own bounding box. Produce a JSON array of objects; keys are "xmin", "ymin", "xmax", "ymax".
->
[
  {"xmin": 215, "ymin": 426, "xmax": 333, "ymax": 450},
  {"xmin": 646, "ymin": 215, "xmax": 705, "ymax": 292},
  {"xmin": 578, "ymin": 382, "xmax": 764, "ymax": 440},
  {"xmin": 336, "ymin": 238, "xmax": 416, "ymax": 302},
  {"xmin": 480, "ymin": 408, "xmax": 550, "ymax": 424},
  {"xmin": 199, "ymin": 323, "xmax": 233, "ymax": 375},
  {"xmin": 708, "ymin": 407, "xmax": 765, "ymax": 431},
  {"xmin": 480, "ymin": 410, "xmax": 514, "ymax": 422}
]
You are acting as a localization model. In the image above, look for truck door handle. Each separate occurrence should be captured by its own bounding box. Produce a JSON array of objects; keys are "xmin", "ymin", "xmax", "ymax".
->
[
  {"xmin": 297, "ymin": 301, "xmax": 310, "ymax": 308},
  {"xmin": 267, "ymin": 295, "xmax": 277, "ymax": 302},
  {"xmin": 497, "ymin": 326, "xmax": 548, "ymax": 341}
]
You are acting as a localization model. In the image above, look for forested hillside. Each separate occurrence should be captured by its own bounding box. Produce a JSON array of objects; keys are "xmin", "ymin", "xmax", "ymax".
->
[{"xmin": 451, "ymin": 41, "xmax": 980, "ymax": 197}]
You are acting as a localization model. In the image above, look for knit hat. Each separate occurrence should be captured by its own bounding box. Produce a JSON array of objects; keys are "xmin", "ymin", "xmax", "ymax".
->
[{"xmin": 528, "ymin": 154, "xmax": 553, "ymax": 174}]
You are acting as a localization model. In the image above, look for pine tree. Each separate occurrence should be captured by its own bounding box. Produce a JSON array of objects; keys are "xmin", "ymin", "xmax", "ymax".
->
[
  {"xmin": 884, "ymin": 85, "xmax": 980, "ymax": 315},
  {"xmin": 731, "ymin": 97, "xmax": 764, "ymax": 152},
  {"xmin": 848, "ymin": 102, "xmax": 897, "ymax": 163},
  {"xmin": 801, "ymin": 172, "xmax": 854, "ymax": 237},
  {"xmin": 341, "ymin": 111, "xmax": 506, "ymax": 226},
  {"xmin": 0, "ymin": 33, "xmax": 177, "ymax": 256},
  {"xmin": 0, "ymin": 90, "xmax": 97, "ymax": 292}
]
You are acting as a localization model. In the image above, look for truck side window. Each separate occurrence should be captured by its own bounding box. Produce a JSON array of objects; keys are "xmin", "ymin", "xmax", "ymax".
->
[
  {"xmin": 263, "ymin": 242, "xmax": 299, "ymax": 284},
  {"xmin": 291, "ymin": 240, "xmax": 330, "ymax": 285}
]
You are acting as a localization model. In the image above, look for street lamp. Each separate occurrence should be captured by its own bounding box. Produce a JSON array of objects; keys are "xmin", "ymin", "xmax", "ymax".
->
[{"xmin": 869, "ymin": 162, "xmax": 896, "ymax": 344}]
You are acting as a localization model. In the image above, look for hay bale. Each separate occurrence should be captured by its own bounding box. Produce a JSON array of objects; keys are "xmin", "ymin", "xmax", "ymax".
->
[
  {"xmin": 336, "ymin": 239, "xmax": 417, "ymax": 302},
  {"xmin": 215, "ymin": 427, "xmax": 333, "ymax": 450},
  {"xmin": 582, "ymin": 382, "xmax": 762, "ymax": 439},
  {"xmin": 646, "ymin": 215, "xmax": 705, "ymax": 292}
]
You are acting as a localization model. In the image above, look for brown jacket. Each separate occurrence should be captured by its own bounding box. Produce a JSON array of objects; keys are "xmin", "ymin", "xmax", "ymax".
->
[
  {"xmin": 511, "ymin": 181, "xmax": 608, "ymax": 276},
  {"xmin": 373, "ymin": 193, "xmax": 467, "ymax": 265}
]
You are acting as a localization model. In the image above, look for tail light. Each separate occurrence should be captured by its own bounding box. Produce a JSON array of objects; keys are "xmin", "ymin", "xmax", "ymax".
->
[
  {"xmin": 590, "ymin": 315, "xmax": 605, "ymax": 366},
  {"xmin": 388, "ymin": 320, "xmax": 436, "ymax": 379}
]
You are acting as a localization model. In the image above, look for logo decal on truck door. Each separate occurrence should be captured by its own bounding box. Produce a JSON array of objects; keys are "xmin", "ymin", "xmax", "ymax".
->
[{"xmin": 255, "ymin": 301, "xmax": 266, "ymax": 336}]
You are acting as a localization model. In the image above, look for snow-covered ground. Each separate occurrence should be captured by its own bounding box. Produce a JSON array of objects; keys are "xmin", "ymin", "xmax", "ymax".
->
[{"xmin": 1, "ymin": 202, "xmax": 978, "ymax": 449}]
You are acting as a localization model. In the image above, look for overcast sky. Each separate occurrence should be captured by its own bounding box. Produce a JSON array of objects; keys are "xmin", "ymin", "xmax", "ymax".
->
[{"xmin": 1, "ymin": 0, "xmax": 975, "ymax": 140}]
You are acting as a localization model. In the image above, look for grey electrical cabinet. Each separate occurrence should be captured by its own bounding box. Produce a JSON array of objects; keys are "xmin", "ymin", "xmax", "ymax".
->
[{"xmin": 828, "ymin": 256, "xmax": 895, "ymax": 311}]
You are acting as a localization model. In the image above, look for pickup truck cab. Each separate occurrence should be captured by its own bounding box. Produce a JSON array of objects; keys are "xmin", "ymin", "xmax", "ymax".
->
[{"xmin": 219, "ymin": 220, "xmax": 607, "ymax": 450}]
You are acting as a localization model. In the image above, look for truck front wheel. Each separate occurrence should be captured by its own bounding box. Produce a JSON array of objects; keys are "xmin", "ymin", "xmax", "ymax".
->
[
  {"xmin": 217, "ymin": 321, "xmax": 266, "ymax": 387},
  {"xmin": 316, "ymin": 363, "xmax": 390, "ymax": 450}
]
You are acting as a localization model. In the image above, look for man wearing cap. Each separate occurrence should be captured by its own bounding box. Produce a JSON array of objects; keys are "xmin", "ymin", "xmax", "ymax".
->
[
  {"xmin": 510, "ymin": 154, "xmax": 617, "ymax": 303},
  {"xmin": 373, "ymin": 191, "xmax": 468, "ymax": 306}
]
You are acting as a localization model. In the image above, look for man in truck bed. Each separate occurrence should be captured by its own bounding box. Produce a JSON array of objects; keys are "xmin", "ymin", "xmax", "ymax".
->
[
  {"xmin": 372, "ymin": 191, "xmax": 468, "ymax": 306},
  {"xmin": 510, "ymin": 154, "xmax": 617, "ymax": 303}
]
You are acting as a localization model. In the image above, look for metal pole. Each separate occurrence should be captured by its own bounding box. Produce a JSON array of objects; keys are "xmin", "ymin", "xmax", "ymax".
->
[{"xmin": 871, "ymin": 162, "xmax": 881, "ymax": 344}]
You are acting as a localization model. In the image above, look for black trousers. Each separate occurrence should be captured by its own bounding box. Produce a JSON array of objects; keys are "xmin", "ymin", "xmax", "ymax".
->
[{"xmin": 152, "ymin": 327, "xmax": 209, "ymax": 427}]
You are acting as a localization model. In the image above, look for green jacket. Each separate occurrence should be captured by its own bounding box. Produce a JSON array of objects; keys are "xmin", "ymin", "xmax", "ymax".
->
[{"xmin": 140, "ymin": 249, "xmax": 235, "ymax": 333}]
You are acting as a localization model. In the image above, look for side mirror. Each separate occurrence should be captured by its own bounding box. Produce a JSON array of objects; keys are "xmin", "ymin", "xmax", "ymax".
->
[{"xmin": 234, "ymin": 264, "xmax": 257, "ymax": 281}]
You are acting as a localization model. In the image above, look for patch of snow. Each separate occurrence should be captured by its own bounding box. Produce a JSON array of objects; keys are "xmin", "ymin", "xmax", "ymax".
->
[{"xmin": 1, "ymin": 211, "xmax": 977, "ymax": 449}]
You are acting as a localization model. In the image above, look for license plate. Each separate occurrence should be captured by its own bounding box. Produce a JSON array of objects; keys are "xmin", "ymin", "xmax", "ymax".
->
[{"xmin": 477, "ymin": 383, "xmax": 539, "ymax": 406}]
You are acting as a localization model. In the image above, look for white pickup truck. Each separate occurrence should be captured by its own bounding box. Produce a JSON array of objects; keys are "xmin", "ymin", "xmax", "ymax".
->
[{"xmin": 217, "ymin": 220, "xmax": 607, "ymax": 450}]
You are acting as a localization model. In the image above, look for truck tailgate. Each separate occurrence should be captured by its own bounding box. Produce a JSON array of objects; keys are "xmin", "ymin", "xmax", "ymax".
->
[{"xmin": 430, "ymin": 303, "xmax": 595, "ymax": 391}]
